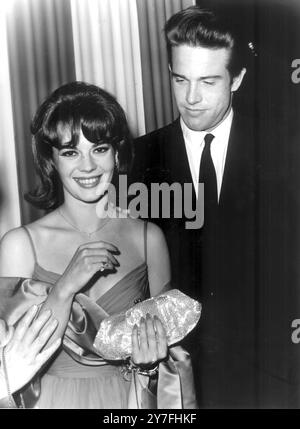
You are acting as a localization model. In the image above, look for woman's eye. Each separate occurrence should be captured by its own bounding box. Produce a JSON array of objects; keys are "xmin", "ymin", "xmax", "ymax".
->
[
  {"xmin": 93, "ymin": 145, "xmax": 110, "ymax": 154},
  {"xmin": 60, "ymin": 150, "xmax": 78, "ymax": 157}
]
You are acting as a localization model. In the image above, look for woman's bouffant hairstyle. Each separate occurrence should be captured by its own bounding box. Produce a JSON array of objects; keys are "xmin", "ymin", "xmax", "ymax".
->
[{"xmin": 26, "ymin": 81, "xmax": 133, "ymax": 210}]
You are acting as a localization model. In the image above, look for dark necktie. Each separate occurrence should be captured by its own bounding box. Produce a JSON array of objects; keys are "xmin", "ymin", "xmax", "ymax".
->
[{"xmin": 199, "ymin": 133, "xmax": 218, "ymax": 219}]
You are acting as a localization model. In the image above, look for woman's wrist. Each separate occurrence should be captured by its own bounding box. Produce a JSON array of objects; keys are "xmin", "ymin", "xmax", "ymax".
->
[
  {"xmin": 52, "ymin": 279, "xmax": 75, "ymax": 302},
  {"xmin": 127, "ymin": 359, "xmax": 159, "ymax": 377}
]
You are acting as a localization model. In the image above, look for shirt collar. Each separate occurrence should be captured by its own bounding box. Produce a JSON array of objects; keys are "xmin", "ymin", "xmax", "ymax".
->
[
  {"xmin": 210, "ymin": 108, "xmax": 233, "ymax": 143},
  {"xmin": 180, "ymin": 108, "xmax": 234, "ymax": 145}
]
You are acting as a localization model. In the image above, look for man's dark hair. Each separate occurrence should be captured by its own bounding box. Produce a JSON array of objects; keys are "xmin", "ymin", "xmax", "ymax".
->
[
  {"xmin": 26, "ymin": 81, "xmax": 133, "ymax": 210},
  {"xmin": 164, "ymin": 6, "xmax": 246, "ymax": 78}
]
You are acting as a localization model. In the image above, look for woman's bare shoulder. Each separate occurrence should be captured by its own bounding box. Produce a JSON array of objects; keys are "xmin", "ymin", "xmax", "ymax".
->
[
  {"xmin": 0, "ymin": 226, "xmax": 35, "ymax": 276},
  {"xmin": 0, "ymin": 226, "xmax": 29, "ymax": 248},
  {"xmin": 0, "ymin": 211, "xmax": 60, "ymax": 277},
  {"xmin": 24, "ymin": 212, "xmax": 66, "ymax": 250}
]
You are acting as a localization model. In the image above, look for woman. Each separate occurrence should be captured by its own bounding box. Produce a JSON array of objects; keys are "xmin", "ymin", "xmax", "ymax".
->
[
  {"xmin": 0, "ymin": 82, "xmax": 197, "ymax": 409},
  {"xmin": 0, "ymin": 82, "xmax": 175, "ymax": 409},
  {"xmin": 0, "ymin": 82, "xmax": 199, "ymax": 408}
]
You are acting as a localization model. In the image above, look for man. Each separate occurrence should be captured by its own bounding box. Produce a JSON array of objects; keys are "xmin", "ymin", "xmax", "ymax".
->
[{"xmin": 132, "ymin": 6, "xmax": 263, "ymax": 408}]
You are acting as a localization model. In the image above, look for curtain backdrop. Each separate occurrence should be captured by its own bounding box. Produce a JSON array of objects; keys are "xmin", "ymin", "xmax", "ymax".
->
[
  {"xmin": 1, "ymin": 0, "xmax": 192, "ymax": 231},
  {"xmin": 0, "ymin": 6, "xmax": 21, "ymax": 238},
  {"xmin": 70, "ymin": 0, "xmax": 145, "ymax": 137},
  {"xmin": 136, "ymin": 0, "xmax": 195, "ymax": 132},
  {"xmin": 6, "ymin": 0, "xmax": 76, "ymax": 226}
]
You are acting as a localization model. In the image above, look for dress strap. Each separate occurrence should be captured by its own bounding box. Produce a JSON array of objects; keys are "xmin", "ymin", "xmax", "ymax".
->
[
  {"xmin": 143, "ymin": 221, "xmax": 148, "ymax": 265},
  {"xmin": 22, "ymin": 226, "xmax": 38, "ymax": 263}
]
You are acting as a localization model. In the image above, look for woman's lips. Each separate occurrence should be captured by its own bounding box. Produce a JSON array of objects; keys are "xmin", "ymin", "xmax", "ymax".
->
[{"xmin": 73, "ymin": 176, "xmax": 101, "ymax": 188}]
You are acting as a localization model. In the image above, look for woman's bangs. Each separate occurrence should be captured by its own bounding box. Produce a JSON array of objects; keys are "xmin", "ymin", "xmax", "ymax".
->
[
  {"xmin": 81, "ymin": 107, "xmax": 120, "ymax": 145},
  {"xmin": 44, "ymin": 106, "xmax": 81, "ymax": 149}
]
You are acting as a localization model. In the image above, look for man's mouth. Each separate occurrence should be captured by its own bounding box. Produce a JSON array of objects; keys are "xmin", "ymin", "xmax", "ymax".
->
[
  {"xmin": 186, "ymin": 107, "xmax": 207, "ymax": 114},
  {"xmin": 73, "ymin": 175, "xmax": 101, "ymax": 188}
]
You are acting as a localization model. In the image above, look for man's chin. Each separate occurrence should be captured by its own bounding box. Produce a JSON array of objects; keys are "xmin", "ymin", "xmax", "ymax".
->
[{"xmin": 183, "ymin": 118, "xmax": 209, "ymax": 132}]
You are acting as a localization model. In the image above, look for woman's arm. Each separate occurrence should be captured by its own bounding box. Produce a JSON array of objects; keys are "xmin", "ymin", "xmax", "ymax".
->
[
  {"xmin": 146, "ymin": 222, "xmax": 171, "ymax": 297},
  {"xmin": 0, "ymin": 228, "xmax": 36, "ymax": 277},
  {"xmin": 0, "ymin": 227, "xmax": 73, "ymax": 345},
  {"xmin": 40, "ymin": 240, "xmax": 119, "ymax": 344},
  {"xmin": 0, "ymin": 228, "xmax": 119, "ymax": 346}
]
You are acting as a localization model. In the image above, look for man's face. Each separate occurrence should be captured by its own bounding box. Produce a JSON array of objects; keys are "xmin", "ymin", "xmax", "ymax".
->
[{"xmin": 171, "ymin": 45, "xmax": 246, "ymax": 131}]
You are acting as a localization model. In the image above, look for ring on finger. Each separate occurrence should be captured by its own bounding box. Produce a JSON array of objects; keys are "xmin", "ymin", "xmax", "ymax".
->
[{"xmin": 100, "ymin": 261, "xmax": 109, "ymax": 272}]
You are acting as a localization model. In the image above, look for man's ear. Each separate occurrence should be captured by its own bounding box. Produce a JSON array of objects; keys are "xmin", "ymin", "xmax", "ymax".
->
[{"xmin": 231, "ymin": 68, "xmax": 247, "ymax": 92}]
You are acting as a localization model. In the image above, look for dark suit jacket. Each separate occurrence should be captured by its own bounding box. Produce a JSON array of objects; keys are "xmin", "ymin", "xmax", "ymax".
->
[
  {"xmin": 133, "ymin": 113, "xmax": 256, "ymax": 303},
  {"xmin": 132, "ymin": 114, "xmax": 300, "ymax": 408}
]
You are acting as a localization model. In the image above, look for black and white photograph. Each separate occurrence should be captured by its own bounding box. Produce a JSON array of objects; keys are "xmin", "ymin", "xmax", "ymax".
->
[{"xmin": 0, "ymin": 0, "xmax": 299, "ymax": 412}]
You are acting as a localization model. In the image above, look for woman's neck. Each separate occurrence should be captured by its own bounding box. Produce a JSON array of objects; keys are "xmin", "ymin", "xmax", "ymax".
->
[{"xmin": 59, "ymin": 194, "xmax": 112, "ymax": 232}]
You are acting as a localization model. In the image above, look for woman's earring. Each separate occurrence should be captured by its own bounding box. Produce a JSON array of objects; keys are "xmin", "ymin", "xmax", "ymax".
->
[{"xmin": 115, "ymin": 155, "xmax": 119, "ymax": 171}]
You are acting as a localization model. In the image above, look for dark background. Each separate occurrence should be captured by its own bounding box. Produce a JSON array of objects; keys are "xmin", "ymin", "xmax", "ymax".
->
[{"xmin": 197, "ymin": 0, "xmax": 300, "ymax": 407}]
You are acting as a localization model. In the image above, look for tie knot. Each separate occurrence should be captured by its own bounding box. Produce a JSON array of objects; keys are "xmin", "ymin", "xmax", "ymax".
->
[{"xmin": 204, "ymin": 133, "xmax": 214, "ymax": 147}]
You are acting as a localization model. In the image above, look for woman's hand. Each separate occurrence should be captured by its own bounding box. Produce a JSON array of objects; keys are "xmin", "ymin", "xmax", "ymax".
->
[
  {"xmin": 56, "ymin": 241, "xmax": 119, "ymax": 298},
  {"xmin": 131, "ymin": 314, "xmax": 168, "ymax": 369},
  {"xmin": 0, "ymin": 305, "xmax": 61, "ymax": 396}
]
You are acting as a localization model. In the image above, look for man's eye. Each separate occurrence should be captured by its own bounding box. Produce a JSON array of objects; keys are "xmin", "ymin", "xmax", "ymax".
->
[
  {"xmin": 60, "ymin": 150, "xmax": 78, "ymax": 157},
  {"xmin": 175, "ymin": 78, "xmax": 185, "ymax": 83},
  {"xmin": 203, "ymin": 80, "xmax": 215, "ymax": 86}
]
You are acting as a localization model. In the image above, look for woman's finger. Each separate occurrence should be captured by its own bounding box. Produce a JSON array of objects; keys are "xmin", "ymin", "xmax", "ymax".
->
[
  {"xmin": 80, "ymin": 256, "xmax": 114, "ymax": 274},
  {"xmin": 131, "ymin": 324, "xmax": 140, "ymax": 363},
  {"xmin": 79, "ymin": 241, "xmax": 119, "ymax": 253},
  {"xmin": 79, "ymin": 249, "xmax": 119, "ymax": 266},
  {"xmin": 86, "ymin": 255, "xmax": 117, "ymax": 269},
  {"xmin": 154, "ymin": 316, "xmax": 168, "ymax": 359},
  {"xmin": 137, "ymin": 317, "xmax": 149, "ymax": 360},
  {"xmin": 145, "ymin": 314, "xmax": 157, "ymax": 358}
]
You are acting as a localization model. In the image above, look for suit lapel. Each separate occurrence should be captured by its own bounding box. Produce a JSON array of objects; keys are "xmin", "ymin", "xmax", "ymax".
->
[
  {"xmin": 165, "ymin": 119, "xmax": 197, "ymax": 204},
  {"xmin": 166, "ymin": 119, "xmax": 194, "ymax": 185},
  {"xmin": 219, "ymin": 113, "xmax": 255, "ymax": 209}
]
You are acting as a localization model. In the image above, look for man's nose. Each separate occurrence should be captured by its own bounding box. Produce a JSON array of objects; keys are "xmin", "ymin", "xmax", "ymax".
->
[
  {"xmin": 79, "ymin": 154, "xmax": 97, "ymax": 172},
  {"xmin": 186, "ymin": 82, "xmax": 202, "ymax": 105}
]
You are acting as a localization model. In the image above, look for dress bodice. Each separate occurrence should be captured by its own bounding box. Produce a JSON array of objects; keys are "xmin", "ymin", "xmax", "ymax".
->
[
  {"xmin": 32, "ymin": 261, "xmax": 150, "ymax": 377},
  {"xmin": 32, "ymin": 261, "xmax": 150, "ymax": 314}
]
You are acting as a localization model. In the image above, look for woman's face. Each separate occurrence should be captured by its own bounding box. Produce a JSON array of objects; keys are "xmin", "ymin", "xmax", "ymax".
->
[{"xmin": 52, "ymin": 127, "xmax": 115, "ymax": 204}]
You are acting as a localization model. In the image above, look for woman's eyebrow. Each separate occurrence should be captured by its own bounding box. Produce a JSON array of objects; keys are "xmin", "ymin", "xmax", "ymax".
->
[{"xmin": 57, "ymin": 141, "xmax": 75, "ymax": 149}]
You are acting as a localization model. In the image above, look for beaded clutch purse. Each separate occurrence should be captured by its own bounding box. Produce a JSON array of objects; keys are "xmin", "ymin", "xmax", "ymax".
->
[{"xmin": 93, "ymin": 289, "xmax": 201, "ymax": 360}]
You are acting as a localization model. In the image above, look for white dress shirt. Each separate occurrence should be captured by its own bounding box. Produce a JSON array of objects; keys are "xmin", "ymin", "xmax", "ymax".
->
[{"xmin": 180, "ymin": 109, "xmax": 233, "ymax": 200}]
